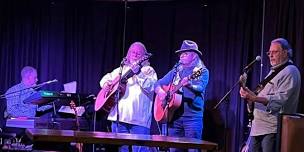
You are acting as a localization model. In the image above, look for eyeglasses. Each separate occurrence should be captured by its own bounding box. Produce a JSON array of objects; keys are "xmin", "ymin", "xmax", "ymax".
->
[{"xmin": 266, "ymin": 51, "xmax": 280, "ymax": 56}]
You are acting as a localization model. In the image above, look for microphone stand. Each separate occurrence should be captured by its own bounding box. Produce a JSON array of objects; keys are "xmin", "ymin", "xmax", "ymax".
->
[
  {"xmin": 213, "ymin": 68, "xmax": 250, "ymax": 109},
  {"xmin": 212, "ymin": 76, "xmax": 241, "ymax": 152},
  {"xmin": 160, "ymin": 63, "xmax": 180, "ymax": 152},
  {"xmin": 213, "ymin": 69, "xmax": 251, "ymax": 152},
  {"xmin": 114, "ymin": 60, "xmax": 125, "ymax": 133},
  {"xmin": 213, "ymin": 80, "xmax": 240, "ymax": 110},
  {"xmin": 0, "ymin": 80, "xmax": 56, "ymax": 99},
  {"xmin": 112, "ymin": 0, "xmax": 127, "ymax": 135}
]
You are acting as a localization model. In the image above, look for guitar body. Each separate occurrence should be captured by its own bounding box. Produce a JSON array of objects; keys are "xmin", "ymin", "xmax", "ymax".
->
[
  {"xmin": 154, "ymin": 67, "xmax": 203, "ymax": 122},
  {"xmin": 94, "ymin": 76, "xmax": 126, "ymax": 113},
  {"xmin": 95, "ymin": 54, "xmax": 152, "ymax": 113},
  {"xmin": 154, "ymin": 85, "xmax": 182, "ymax": 122}
]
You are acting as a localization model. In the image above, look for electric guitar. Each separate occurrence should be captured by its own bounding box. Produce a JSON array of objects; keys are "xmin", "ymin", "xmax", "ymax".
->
[
  {"xmin": 239, "ymin": 73, "xmax": 253, "ymax": 152},
  {"xmin": 94, "ymin": 54, "xmax": 152, "ymax": 113},
  {"xmin": 239, "ymin": 73, "xmax": 254, "ymax": 126},
  {"xmin": 154, "ymin": 68, "xmax": 203, "ymax": 122}
]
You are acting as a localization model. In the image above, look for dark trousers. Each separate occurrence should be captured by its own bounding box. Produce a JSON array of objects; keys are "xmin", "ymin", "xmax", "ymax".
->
[
  {"xmin": 168, "ymin": 116, "xmax": 203, "ymax": 152},
  {"xmin": 249, "ymin": 133, "xmax": 276, "ymax": 152}
]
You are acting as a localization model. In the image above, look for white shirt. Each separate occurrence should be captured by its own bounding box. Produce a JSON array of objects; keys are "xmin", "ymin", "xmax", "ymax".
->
[{"xmin": 99, "ymin": 65, "xmax": 157, "ymax": 128}]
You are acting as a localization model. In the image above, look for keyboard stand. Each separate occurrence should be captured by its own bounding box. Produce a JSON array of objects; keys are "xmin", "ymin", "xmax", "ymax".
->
[{"xmin": 48, "ymin": 101, "xmax": 60, "ymax": 129}]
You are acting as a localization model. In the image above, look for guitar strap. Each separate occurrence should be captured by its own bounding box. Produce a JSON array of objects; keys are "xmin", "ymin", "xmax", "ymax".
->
[
  {"xmin": 247, "ymin": 61, "xmax": 293, "ymax": 121},
  {"xmin": 244, "ymin": 61, "xmax": 294, "ymax": 148},
  {"xmin": 254, "ymin": 61, "xmax": 293, "ymax": 94}
]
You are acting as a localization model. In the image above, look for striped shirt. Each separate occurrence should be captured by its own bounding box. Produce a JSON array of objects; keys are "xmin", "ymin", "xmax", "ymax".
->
[{"xmin": 5, "ymin": 82, "xmax": 37, "ymax": 118}]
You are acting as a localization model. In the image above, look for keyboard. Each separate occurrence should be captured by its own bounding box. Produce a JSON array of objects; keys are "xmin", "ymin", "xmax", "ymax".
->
[{"xmin": 23, "ymin": 90, "xmax": 94, "ymax": 105}]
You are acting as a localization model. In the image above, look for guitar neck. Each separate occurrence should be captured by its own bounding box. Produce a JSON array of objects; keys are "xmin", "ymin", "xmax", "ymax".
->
[
  {"xmin": 170, "ymin": 83, "xmax": 183, "ymax": 94},
  {"xmin": 70, "ymin": 102, "xmax": 80, "ymax": 130},
  {"xmin": 121, "ymin": 68, "xmax": 135, "ymax": 80},
  {"xmin": 170, "ymin": 75, "xmax": 191, "ymax": 94},
  {"xmin": 120, "ymin": 56, "xmax": 150, "ymax": 79},
  {"xmin": 74, "ymin": 110, "xmax": 80, "ymax": 130}
]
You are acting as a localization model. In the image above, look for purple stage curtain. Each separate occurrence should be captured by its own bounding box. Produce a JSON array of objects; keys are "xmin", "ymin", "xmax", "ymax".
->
[{"xmin": 0, "ymin": 0, "xmax": 303, "ymax": 151}]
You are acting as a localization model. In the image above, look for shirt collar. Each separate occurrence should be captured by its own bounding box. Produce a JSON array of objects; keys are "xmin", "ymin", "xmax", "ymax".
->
[{"xmin": 271, "ymin": 59, "xmax": 291, "ymax": 70}]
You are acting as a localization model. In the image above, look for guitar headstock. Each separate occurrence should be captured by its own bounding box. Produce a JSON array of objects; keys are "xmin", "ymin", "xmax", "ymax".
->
[
  {"xmin": 133, "ymin": 53, "xmax": 152, "ymax": 66},
  {"xmin": 239, "ymin": 73, "xmax": 247, "ymax": 88},
  {"xmin": 69, "ymin": 100, "xmax": 77, "ymax": 114},
  {"xmin": 189, "ymin": 68, "xmax": 203, "ymax": 80}
]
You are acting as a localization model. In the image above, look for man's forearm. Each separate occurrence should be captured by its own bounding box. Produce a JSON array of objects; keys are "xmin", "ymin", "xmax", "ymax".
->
[{"xmin": 253, "ymin": 96, "xmax": 268, "ymax": 105}]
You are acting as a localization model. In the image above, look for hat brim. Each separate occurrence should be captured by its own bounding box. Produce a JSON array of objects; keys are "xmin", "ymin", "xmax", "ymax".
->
[{"xmin": 175, "ymin": 49, "xmax": 202, "ymax": 56}]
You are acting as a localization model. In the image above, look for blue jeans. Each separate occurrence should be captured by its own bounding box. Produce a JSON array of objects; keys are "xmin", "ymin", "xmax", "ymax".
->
[
  {"xmin": 249, "ymin": 133, "xmax": 276, "ymax": 152},
  {"xmin": 111, "ymin": 122, "xmax": 150, "ymax": 152},
  {"xmin": 168, "ymin": 116, "xmax": 203, "ymax": 152}
]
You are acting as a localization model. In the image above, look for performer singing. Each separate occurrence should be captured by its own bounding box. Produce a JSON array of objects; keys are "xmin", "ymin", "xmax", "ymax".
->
[
  {"xmin": 239, "ymin": 38, "xmax": 301, "ymax": 152},
  {"xmin": 154, "ymin": 40, "xmax": 209, "ymax": 152},
  {"xmin": 99, "ymin": 42, "xmax": 157, "ymax": 152}
]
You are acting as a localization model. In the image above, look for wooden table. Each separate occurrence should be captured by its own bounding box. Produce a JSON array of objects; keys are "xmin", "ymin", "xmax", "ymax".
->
[{"xmin": 26, "ymin": 128, "xmax": 218, "ymax": 151}]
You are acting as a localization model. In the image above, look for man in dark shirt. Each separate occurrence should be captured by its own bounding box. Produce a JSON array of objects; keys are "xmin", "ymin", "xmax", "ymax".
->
[{"xmin": 155, "ymin": 40, "xmax": 209, "ymax": 152}]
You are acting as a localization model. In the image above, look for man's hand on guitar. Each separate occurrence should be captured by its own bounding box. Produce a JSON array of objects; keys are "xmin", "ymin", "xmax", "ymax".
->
[
  {"xmin": 131, "ymin": 65, "xmax": 140, "ymax": 74},
  {"xmin": 180, "ymin": 77, "xmax": 190, "ymax": 87},
  {"xmin": 240, "ymin": 87, "xmax": 256, "ymax": 102},
  {"xmin": 103, "ymin": 81, "xmax": 112, "ymax": 92},
  {"xmin": 155, "ymin": 87, "xmax": 167, "ymax": 101},
  {"xmin": 156, "ymin": 88, "xmax": 171, "ymax": 109}
]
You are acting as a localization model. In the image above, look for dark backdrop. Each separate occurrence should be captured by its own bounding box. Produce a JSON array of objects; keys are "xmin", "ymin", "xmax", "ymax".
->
[{"xmin": 0, "ymin": 0, "xmax": 303, "ymax": 151}]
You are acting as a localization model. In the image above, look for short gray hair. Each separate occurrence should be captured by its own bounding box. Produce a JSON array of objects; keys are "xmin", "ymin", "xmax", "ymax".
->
[
  {"xmin": 21, "ymin": 66, "xmax": 36, "ymax": 78},
  {"xmin": 271, "ymin": 38, "xmax": 293, "ymax": 58}
]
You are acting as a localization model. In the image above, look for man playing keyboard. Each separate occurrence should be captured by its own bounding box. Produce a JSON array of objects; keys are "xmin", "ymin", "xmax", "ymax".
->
[{"xmin": 5, "ymin": 66, "xmax": 51, "ymax": 118}]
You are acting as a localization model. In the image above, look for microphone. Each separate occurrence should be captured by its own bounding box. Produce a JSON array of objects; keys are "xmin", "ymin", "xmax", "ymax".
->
[
  {"xmin": 243, "ymin": 56, "xmax": 261, "ymax": 72},
  {"xmin": 146, "ymin": 52, "xmax": 153, "ymax": 57},
  {"xmin": 120, "ymin": 57, "xmax": 127, "ymax": 65},
  {"xmin": 173, "ymin": 61, "xmax": 182, "ymax": 69},
  {"xmin": 44, "ymin": 79, "xmax": 58, "ymax": 84},
  {"xmin": 1, "ymin": 79, "xmax": 59, "ymax": 97},
  {"xmin": 34, "ymin": 79, "xmax": 58, "ymax": 89}
]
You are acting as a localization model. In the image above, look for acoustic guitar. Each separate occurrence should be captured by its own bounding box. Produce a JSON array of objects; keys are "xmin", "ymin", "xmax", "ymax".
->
[
  {"xmin": 154, "ymin": 68, "xmax": 203, "ymax": 122},
  {"xmin": 70, "ymin": 100, "xmax": 83, "ymax": 152},
  {"xmin": 94, "ymin": 54, "xmax": 152, "ymax": 113}
]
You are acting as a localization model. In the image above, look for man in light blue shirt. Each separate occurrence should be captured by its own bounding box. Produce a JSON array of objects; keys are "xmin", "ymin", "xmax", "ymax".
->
[
  {"xmin": 240, "ymin": 38, "xmax": 301, "ymax": 152},
  {"xmin": 5, "ymin": 66, "xmax": 39, "ymax": 118},
  {"xmin": 5, "ymin": 66, "xmax": 52, "ymax": 118}
]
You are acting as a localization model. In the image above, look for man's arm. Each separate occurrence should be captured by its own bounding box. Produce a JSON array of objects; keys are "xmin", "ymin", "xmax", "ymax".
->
[
  {"xmin": 5, "ymin": 91, "xmax": 22, "ymax": 117},
  {"xmin": 240, "ymin": 67, "xmax": 300, "ymax": 113},
  {"xmin": 240, "ymin": 87, "xmax": 268, "ymax": 105},
  {"xmin": 134, "ymin": 66, "xmax": 158, "ymax": 92},
  {"xmin": 154, "ymin": 70, "xmax": 174, "ymax": 101},
  {"xmin": 186, "ymin": 68, "xmax": 209, "ymax": 93}
]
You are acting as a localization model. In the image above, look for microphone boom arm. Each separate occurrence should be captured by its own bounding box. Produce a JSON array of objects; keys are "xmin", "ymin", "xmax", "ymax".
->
[{"xmin": 0, "ymin": 79, "xmax": 58, "ymax": 99}]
